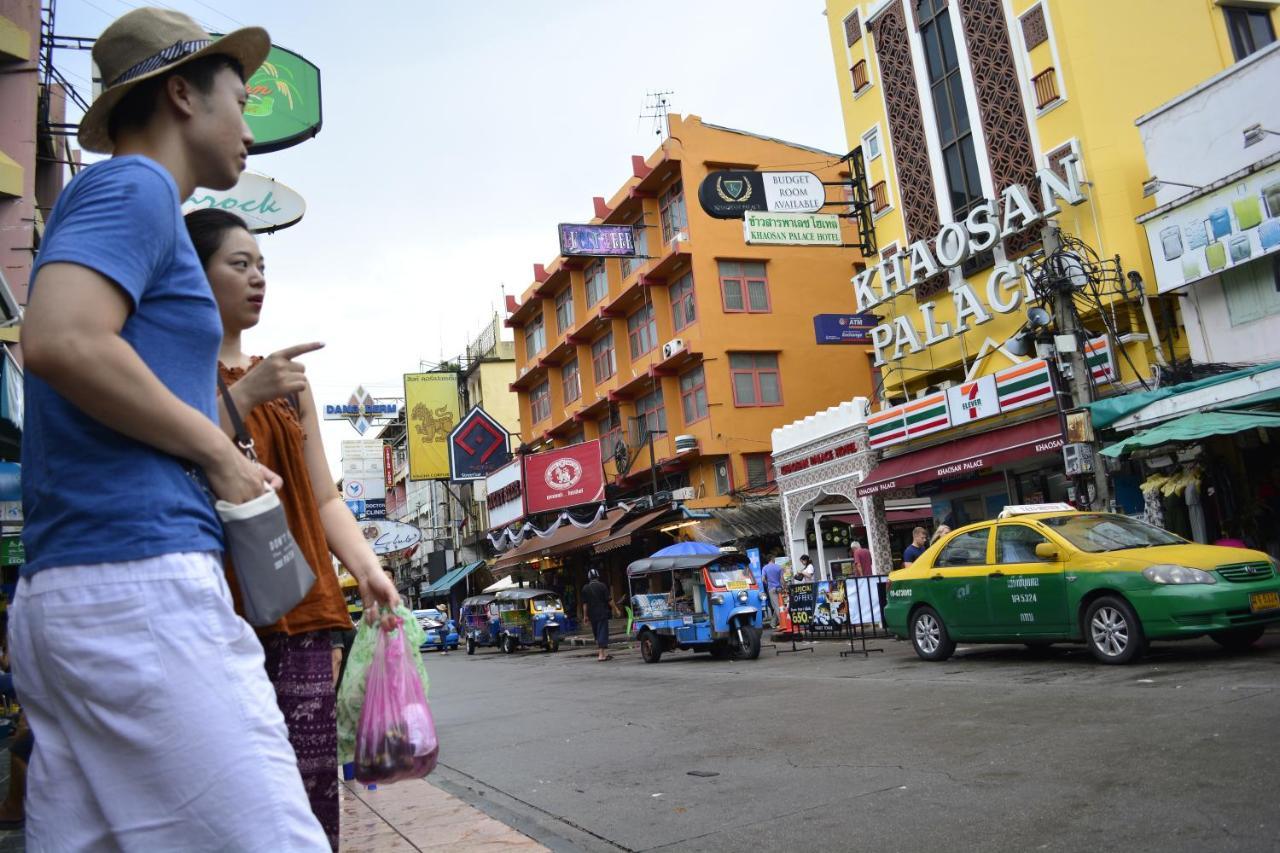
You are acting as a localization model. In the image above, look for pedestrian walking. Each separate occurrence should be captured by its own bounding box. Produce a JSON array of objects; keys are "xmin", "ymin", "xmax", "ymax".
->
[
  {"xmin": 797, "ymin": 554, "xmax": 816, "ymax": 581},
  {"xmin": 187, "ymin": 208, "xmax": 400, "ymax": 850},
  {"xmin": 581, "ymin": 569, "xmax": 620, "ymax": 661},
  {"xmin": 762, "ymin": 553, "xmax": 785, "ymax": 624},
  {"xmin": 929, "ymin": 525, "xmax": 952, "ymax": 546},
  {"xmin": 902, "ymin": 526, "xmax": 929, "ymax": 568},
  {"xmin": 850, "ymin": 540, "xmax": 873, "ymax": 576},
  {"xmin": 9, "ymin": 9, "xmax": 332, "ymax": 850}
]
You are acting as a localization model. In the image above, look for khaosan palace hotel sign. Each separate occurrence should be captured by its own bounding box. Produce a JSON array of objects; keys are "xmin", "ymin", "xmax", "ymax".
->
[{"xmin": 856, "ymin": 155, "xmax": 1088, "ymax": 367}]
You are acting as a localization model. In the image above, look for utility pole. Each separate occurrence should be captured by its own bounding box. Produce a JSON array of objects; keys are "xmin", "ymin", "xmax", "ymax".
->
[{"xmin": 1042, "ymin": 227, "xmax": 1111, "ymax": 510}]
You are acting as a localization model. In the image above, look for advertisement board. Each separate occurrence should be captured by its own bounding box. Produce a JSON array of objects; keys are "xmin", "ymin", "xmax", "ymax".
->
[
  {"xmin": 358, "ymin": 519, "xmax": 422, "ymax": 556},
  {"xmin": 698, "ymin": 170, "xmax": 824, "ymax": 219},
  {"xmin": 522, "ymin": 441, "xmax": 605, "ymax": 515},
  {"xmin": 1142, "ymin": 162, "xmax": 1280, "ymax": 293},
  {"xmin": 323, "ymin": 385, "xmax": 399, "ymax": 436},
  {"xmin": 557, "ymin": 223, "xmax": 636, "ymax": 257},
  {"xmin": 448, "ymin": 407, "xmax": 513, "ymax": 481},
  {"xmin": 813, "ymin": 313, "xmax": 878, "ymax": 344},
  {"xmin": 485, "ymin": 459, "xmax": 524, "ymax": 528},
  {"xmin": 404, "ymin": 373, "xmax": 460, "ymax": 480},
  {"xmin": 184, "ymin": 172, "xmax": 306, "ymax": 233},
  {"xmin": 242, "ymin": 42, "xmax": 323, "ymax": 154},
  {"xmin": 743, "ymin": 210, "xmax": 841, "ymax": 245},
  {"xmin": 762, "ymin": 171, "xmax": 825, "ymax": 214}
]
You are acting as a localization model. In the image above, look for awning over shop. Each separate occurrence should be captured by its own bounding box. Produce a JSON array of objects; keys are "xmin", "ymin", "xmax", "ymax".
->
[
  {"xmin": 490, "ymin": 507, "xmax": 627, "ymax": 573},
  {"xmin": 829, "ymin": 507, "xmax": 932, "ymax": 526},
  {"xmin": 419, "ymin": 560, "xmax": 485, "ymax": 597},
  {"xmin": 592, "ymin": 507, "xmax": 675, "ymax": 554},
  {"xmin": 856, "ymin": 415, "xmax": 1064, "ymax": 498},
  {"xmin": 692, "ymin": 497, "xmax": 783, "ymax": 546},
  {"xmin": 1100, "ymin": 410, "xmax": 1280, "ymax": 457},
  {"xmin": 1088, "ymin": 361, "xmax": 1280, "ymax": 430}
]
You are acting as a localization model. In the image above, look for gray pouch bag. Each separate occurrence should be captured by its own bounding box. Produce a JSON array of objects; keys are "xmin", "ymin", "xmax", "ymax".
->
[{"xmin": 215, "ymin": 374, "xmax": 315, "ymax": 626}]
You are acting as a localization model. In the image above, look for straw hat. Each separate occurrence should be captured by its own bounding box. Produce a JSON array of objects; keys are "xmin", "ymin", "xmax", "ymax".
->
[{"xmin": 79, "ymin": 7, "xmax": 270, "ymax": 153}]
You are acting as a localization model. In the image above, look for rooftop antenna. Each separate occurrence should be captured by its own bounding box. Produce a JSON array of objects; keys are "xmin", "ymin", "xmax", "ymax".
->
[{"xmin": 640, "ymin": 90, "xmax": 674, "ymax": 140}]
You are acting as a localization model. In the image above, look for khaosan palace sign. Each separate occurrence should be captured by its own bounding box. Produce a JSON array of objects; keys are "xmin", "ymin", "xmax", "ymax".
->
[{"xmin": 856, "ymin": 155, "xmax": 1087, "ymax": 367}]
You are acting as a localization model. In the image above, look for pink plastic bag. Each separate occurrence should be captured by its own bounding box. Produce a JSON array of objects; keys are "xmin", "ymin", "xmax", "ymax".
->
[{"xmin": 354, "ymin": 626, "xmax": 439, "ymax": 785}]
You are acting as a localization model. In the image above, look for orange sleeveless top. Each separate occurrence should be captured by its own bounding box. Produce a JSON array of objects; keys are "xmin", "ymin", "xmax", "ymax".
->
[{"xmin": 220, "ymin": 359, "xmax": 353, "ymax": 635}]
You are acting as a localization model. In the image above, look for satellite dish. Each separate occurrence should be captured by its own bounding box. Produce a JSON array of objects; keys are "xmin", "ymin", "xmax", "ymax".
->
[
  {"xmin": 1026, "ymin": 307, "xmax": 1052, "ymax": 329},
  {"xmin": 1006, "ymin": 333, "xmax": 1033, "ymax": 357}
]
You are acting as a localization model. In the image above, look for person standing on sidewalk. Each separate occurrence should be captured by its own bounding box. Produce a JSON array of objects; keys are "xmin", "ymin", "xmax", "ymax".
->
[
  {"xmin": 762, "ymin": 553, "xmax": 784, "ymax": 626},
  {"xmin": 9, "ymin": 10, "xmax": 329, "ymax": 850},
  {"xmin": 187, "ymin": 208, "xmax": 400, "ymax": 850},
  {"xmin": 850, "ymin": 540, "xmax": 873, "ymax": 576},
  {"xmin": 581, "ymin": 568, "xmax": 620, "ymax": 662},
  {"xmin": 902, "ymin": 526, "xmax": 929, "ymax": 568}
]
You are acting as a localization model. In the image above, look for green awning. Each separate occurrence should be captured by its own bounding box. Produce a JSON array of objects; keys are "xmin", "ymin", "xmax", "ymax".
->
[
  {"xmin": 1101, "ymin": 411, "xmax": 1280, "ymax": 457},
  {"xmin": 1087, "ymin": 361, "xmax": 1280, "ymax": 429},
  {"xmin": 420, "ymin": 560, "xmax": 485, "ymax": 596}
]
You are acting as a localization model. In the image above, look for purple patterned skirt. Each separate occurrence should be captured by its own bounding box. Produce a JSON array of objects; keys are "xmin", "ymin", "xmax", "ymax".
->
[{"xmin": 261, "ymin": 630, "xmax": 339, "ymax": 851}]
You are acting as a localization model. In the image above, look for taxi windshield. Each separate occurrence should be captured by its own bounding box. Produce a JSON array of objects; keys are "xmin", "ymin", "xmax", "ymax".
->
[
  {"xmin": 707, "ymin": 567, "xmax": 753, "ymax": 589},
  {"xmin": 1042, "ymin": 514, "xmax": 1184, "ymax": 552},
  {"xmin": 533, "ymin": 599, "xmax": 561, "ymax": 612}
]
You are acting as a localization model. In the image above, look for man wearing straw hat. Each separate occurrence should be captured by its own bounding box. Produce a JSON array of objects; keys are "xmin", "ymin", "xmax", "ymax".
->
[{"xmin": 9, "ymin": 8, "xmax": 329, "ymax": 850}]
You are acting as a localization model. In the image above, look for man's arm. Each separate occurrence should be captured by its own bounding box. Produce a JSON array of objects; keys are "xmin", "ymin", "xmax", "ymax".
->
[{"xmin": 23, "ymin": 263, "xmax": 271, "ymax": 503}]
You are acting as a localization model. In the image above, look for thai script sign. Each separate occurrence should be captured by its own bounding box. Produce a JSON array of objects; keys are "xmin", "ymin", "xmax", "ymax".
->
[
  {"xmin": 744, "ymin": 210, "xmax": 841, "ymax": 245},
  {"xmin": 522, "ymin": 440, "xmax": 605, "ymax": 515}
]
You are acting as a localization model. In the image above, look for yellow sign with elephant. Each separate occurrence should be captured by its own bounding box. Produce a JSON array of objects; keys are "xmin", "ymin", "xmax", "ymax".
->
[{"xmin": 403, "ymin": 372, "xmax": 460, "ymax": 481}]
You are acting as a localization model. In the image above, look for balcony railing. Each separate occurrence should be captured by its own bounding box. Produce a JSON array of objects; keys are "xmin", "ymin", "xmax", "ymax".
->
[
  {"xmin": 851, "ymin": 60, "xmax": 870, "ymax": 93},
  {"xmin": 1032, "ymin": 67, "xmax": 1059, "ymax": 110}
]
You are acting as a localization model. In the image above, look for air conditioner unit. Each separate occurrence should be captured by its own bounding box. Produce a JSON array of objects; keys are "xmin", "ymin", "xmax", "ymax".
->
[
  {"xmin": 671, "ymin": 486, "xmax": 695, "ymax": 501},
  {"xmin": 662, "ymin": 338, "xmax": 686, "ymax": 360}
]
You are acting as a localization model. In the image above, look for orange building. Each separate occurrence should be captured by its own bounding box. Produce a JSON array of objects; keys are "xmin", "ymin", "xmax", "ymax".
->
[{"xmin": 505, "ymin": 115, "xmax": 875, "ymax": 534}]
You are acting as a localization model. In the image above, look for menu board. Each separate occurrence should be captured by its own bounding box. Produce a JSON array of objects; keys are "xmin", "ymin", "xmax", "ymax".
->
[{"xmin": 787, "ymin": 582, "xmax": 817, "ymax": 629}]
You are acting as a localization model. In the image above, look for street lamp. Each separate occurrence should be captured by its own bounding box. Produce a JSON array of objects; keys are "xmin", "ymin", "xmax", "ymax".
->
[{"xmin": 1243, "ymin": 124, "xmax": 1280, "ymax": 148}]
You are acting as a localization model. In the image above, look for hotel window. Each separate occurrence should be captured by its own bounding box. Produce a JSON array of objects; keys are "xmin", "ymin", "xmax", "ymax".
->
[
  {"xmin": 718, "ymin": 260, "xmax": 771, "ymax": 313},
  {"xmin": 598, "ymin": 408, "xmax": 623, "ymax": 461},
  {"xmin": 591, "ymin": 332, "xmax": 616, "ymax": 382},
  {"xmin": 744, "ymin": 454, "xmax": 775, "ymax": 489},
  {"xmin": 620, "ymin": 218, "xmax": 649, "ymax": 280},
  {"xmin": 627, "ymin": 302, "xmax": 658, "ymax": 358},
  {"xmin": 871, "ymin": 181, "xmax": 890, "ymax": 214},
  {"xmin": 585, "ymin": 259, "xmax": 608, "ymax": 307},
  {"xmin": 850, "ymin": 59, "xmax": 870, "ymax": 93},
  {"xmin": 530, "ymin": 380, "xmax": 551, "ymax": 424},
  {"xmin": 1224, "ymin": 5, "xmax": 1276, "ymax": 60},
  {"xmin": 679, "ymin": 365, "xmax": 708, "ymax": 424},
  {"xmin": 712, "ymin": 458, "xmax": 732, "ymax": 495},
  {"xmin": 862, "ymin": 126, "xmax": 881, "ymax": 161},
  {"xmin": 561, "ymin": 358, "xmax": 581, "ymax": 404},
  {"xmin": 669, "ymin": 271, "xmax": 697, "ymax": 332},
  {"xmin": 554, "ymin": 287, "xmax": 574, "ymax": 335},
  {"xmin": 634, "ymin": 386, "xmax": 667, "ymax": 437},
  {"xmin": 729, "ymin": 352, "xmax": 782, "ymax": 407},
  {"xmin": 659, "ymin": 180, "xmax": 688, "ymax": 244},
  {"xmin": 524, "ymin": 313, "xmax": 545, "ymax": 361},
  {"xmin": 917, "ymin": 0, "xmax": 984, "ymax": 219}
]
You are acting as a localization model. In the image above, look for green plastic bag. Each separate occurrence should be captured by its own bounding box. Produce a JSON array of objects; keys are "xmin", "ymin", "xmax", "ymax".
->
[{"xmin": 338, "ymin": 606, "xmax": 431, "ymax": 765}]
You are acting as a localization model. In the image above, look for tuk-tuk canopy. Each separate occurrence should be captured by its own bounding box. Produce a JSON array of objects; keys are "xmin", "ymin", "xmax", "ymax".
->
[
  {"xmin": 461, "ymin": 594, "xmax": 496, "ymax": 607},
  {"xmin": 494, "ymin": 588, "xmax": 558, "ymax": 602},
  {"xmin": 627, "ymin": 553, "xmax": 748, "ymax": 577}
]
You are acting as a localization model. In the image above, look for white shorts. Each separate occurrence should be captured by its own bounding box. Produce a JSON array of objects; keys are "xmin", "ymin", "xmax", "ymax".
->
[{"xmin": 9, "ymin": 552, "xmax": 329, "ymax": 852}]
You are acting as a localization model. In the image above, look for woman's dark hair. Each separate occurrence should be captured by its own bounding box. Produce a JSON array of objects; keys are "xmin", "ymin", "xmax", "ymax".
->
[{"xmin": 184, "ymin": 208, "xmax": 250, "ymax": 269}]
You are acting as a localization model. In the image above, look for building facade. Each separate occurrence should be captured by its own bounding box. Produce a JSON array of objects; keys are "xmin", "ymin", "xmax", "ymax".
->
[
  {"xmin": 803, "ymin": 0, "xmax": 1280, "ymax": 571},
  {"xmin": 505, "ymin": 114, "xmax": 875, "ymax": 527}
]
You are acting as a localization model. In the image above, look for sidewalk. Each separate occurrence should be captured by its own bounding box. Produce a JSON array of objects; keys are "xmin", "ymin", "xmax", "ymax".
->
[{"xmin": 340, "ymin": 777, "xmax": 547, "ymax": 852}]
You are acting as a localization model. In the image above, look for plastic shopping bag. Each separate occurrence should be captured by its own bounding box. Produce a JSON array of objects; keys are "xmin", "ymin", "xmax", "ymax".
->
[
  {"xmin": 338, "ymin": 607, "xmax": 430, "ymax": 766},
  {"xmin": 353, "ymin": 622, "xmax": 439, "ymax": 784}
]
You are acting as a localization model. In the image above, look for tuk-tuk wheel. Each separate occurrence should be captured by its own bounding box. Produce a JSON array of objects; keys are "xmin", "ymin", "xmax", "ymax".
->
[
  {"xmin": 729, "ymin": 625, "xmax": 762, "ymax": 661},
  {"xmin": 544, "ymin": 630, "xmax": 560, "ymax": 653},
  {"xmin": 466, "ymin": 636, "xmax": 476, "ymax": 655},
  {"xmin": 502, "ymin": 635, "xmax": 517, "ymax": 655},
  {"xmin": 639, "ymin": 630, "xmax": 663, "ymax": 664}
]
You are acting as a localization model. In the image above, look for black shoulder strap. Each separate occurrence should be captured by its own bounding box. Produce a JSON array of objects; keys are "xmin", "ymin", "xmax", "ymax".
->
[{"xmin": 217, "ymin": 374, "xmax": 257, "ymax": 461}]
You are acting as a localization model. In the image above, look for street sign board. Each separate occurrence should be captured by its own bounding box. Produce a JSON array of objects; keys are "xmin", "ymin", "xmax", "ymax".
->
[
  {"xmin": 522, "ymin": 440, "xmax": 605, "ymax": 514},
  {"xmin": 448, "ymin": 406, "xmax": 513, "ymax": 481},
  {"xmin": 358, "ymin": 519, "xmax": 422, "ymax": 556},
  {"xmin": 762, "ymin": 171, "xmax": 825, "ymax": 214},
  {"xmin": 744, "ymin": 211, "xmax": 841, "ymax": 245},
  {"xmin": 698, "ymin": 170, "xmax": 824, "ymax": 219},
  {"xmin": 184, "ymin": 172, "xmax": 306, "ymax": 233},
  {"xmin": 813, "ymin": 313, "xmax": 878, "ymax": 344},
  {"xmin": 243, "ymin": 43, "xmax": 323, "ymax": 154},
  {"xmin": 557, "ymin": 223, "xmax": 637, "ymax": 257}
]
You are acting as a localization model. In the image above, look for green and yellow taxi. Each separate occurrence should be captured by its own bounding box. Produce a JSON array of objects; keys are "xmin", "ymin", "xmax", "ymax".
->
[{"xmin": 884, "ymin": 504, "xmax": 1280, "ymax": 664}]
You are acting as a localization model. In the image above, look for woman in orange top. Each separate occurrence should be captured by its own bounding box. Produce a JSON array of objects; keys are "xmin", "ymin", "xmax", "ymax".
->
[{"xmin": 186, "ymin": 209, "xmax": 399, "ymax": 850}]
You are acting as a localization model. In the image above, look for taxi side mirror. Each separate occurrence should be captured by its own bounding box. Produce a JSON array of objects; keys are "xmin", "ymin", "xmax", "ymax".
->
[{"xmin": 1034, "ymin": 543, "xmax": 1060, "ymax": 561}]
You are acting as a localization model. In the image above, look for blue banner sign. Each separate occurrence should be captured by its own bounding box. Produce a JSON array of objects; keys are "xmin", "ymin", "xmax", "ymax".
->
[
  {"xmin": 557, "ymin": 223, "xmax": 636, "ymax": 257},
  {"xmin": 813, "ymin": 313, "xmax": 878, "ymax": 344}
]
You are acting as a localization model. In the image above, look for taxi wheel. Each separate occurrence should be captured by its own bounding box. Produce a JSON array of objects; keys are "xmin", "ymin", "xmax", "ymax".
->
[
  {"xmin": 910, "ymin": 606, "xmax": 955, "ymax": 662},
  {"xmin": 1084, "ymin": 596, "xmax": 1146, "ymax": 665},
  {"xmin": 1209, "ymin": 625, "xmax": 1265, "ymax": 651},
  {"xmin": 466, "ymin": 637, "xmax": 476, "ymax": 656},
  {"xmin": 639, "ymin": 630, "xmax": 663, "ymax": 664}
]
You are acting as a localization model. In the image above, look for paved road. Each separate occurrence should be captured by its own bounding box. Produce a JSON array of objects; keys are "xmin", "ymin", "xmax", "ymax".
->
[{"xmin": 423, "ymin": 631, "xmax": 1280, "ymax": 852}]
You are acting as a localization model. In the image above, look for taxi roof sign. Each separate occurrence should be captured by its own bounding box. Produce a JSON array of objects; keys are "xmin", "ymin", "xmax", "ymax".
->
[{"xmin": 998, "ymin": 502, "xmax": 1076, "ymax": 519}]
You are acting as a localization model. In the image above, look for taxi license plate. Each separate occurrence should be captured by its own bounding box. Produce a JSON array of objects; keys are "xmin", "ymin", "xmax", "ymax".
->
[
  {"xmin": 727, "ymin": 581, "xmax": 748, "ymax": 590},
  {"xmin": 1249, "ymin": 591, "xmax": 1280, "ymax": 613}
]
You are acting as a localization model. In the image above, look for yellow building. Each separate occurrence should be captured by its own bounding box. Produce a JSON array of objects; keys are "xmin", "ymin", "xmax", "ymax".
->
[
  {"xmin": 505, "ymin": 114, "xmax": 875, "ymax": 530},
  {"xmin": 810, "ymin": 0, "xmax": 1279, "ymax": 551}
]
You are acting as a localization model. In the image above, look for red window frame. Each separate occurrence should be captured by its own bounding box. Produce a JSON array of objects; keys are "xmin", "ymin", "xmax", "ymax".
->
[
  {"xmin": 627, "ymin": 302, "xmax": 658, "ymax": 358},
  {"xmin": 679, "ymin": 365, "xmax": 708, "ymax": 424},
  {"xmin": 718, "ymin": 260, "xmax": 771, "ymax": 313},
  {"xmin": 592, "ymin": 332, "xmax": 616, "ymax": 383},
  {"xmin": 634, "ymin": 386, "xmax": 667, "ymax": 436},
  {"xmin": 670, "ymin": 271, "xmax": 697, "ymax": 332},
  {"xmin": 744, "ymin": 453, "xmax": 776, "ymax": 488},
  {"xmin": 729, "ymin": 352, "xmax": 782, "ymax": 407},
  {"xmin": 525, "ymin": 313, "xmax": 546, "ymax": 360},
  {"xmin": 659, "ymin": 180, "xmax": 687, "ymax": 244},
  {"xmin": 555, "ymin": 287, "xmax": 575, "ymax": 336},
  {"xmin": 561, "ymin": 358, "xmax": 581, "ymax": 404},
  {"xmin": 530, "ymin": 380, "xmax": 551, "ymax": 424}
]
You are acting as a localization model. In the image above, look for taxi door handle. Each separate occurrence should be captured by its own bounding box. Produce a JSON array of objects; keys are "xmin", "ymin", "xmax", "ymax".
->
[
  {"xmin": 988, "ymin": 571, "xmax": 1005, "ymax": 578},
  {"xmin": 930, "ymin": 574, "xmax": 944, "ymax": 581}
]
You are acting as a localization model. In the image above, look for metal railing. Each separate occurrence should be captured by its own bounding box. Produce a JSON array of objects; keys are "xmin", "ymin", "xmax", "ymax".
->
[{"xmin": 1032, "ymin": 67, "xmax": 1059, "ymax": 110}]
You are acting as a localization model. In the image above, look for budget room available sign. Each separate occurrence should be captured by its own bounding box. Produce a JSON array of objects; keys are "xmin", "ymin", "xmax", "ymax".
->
[{"xmin": 522, "ymin": 440, "xmax": 605, "ymax": 514}]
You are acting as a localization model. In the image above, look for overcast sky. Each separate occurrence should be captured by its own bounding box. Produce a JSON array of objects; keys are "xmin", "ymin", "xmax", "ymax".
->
[{"xmin": 54, "ymin": 0, "xmax": 848, "ymax": 476}]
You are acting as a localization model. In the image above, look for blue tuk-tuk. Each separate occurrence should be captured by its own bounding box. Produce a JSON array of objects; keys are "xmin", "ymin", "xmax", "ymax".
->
[
  {"xmin": 494, "ymin": 588, "xmax": 566, "ymax": 654},
  {"xmin": 627, "ymin": 552, "xmax": 764, "ymax": 662},
  {"xmin": 460, "ymin": 593, "xmax": 499, "ymax": 655}
]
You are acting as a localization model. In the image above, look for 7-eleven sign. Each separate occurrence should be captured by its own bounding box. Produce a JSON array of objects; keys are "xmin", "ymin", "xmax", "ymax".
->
[{"xmin": 946, "ymin": 374, "xmax": 1000, "ymax": 423}]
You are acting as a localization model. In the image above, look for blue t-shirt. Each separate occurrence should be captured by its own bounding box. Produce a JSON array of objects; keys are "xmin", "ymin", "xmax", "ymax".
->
[
  {"xmin": 903, "ymin": 544, "xmax": 925, "ymax": 565},
  {"xmin": 762, "ymin": 561, "xmax": 783, "ymax": 591},
  {"xmin": 21, "ymin": 156, "xmax": 224, "ymax": 575}
]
